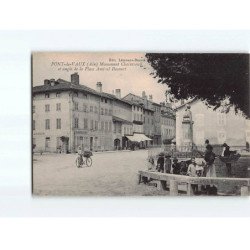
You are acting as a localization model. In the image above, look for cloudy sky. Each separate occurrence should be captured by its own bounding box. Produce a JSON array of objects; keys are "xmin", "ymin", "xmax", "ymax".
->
[{"xmin": 32, "ymin": 52, "xmax": 167, "ymax": 102}]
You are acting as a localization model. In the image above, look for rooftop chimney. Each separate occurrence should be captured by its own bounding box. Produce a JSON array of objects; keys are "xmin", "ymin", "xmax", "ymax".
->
[
  {"xmin": 115, "ymin": 89, "xmax": 121, "ymax": 99},
  {"xmin": 44, "ymin": 79, "xmax": 50, "ymax": 85},
  {"xmin": 50, "ymin": 79, "xmax": 56, "ymax": 86},
  {"xmin": 96, "ymin": 82, "xmax": 102, "ymax": 92},
  {"xmin": 149, "ymin": 95, "xmax": 153, "ymax": 101},
  {"xmin": 142, "ymin": 91, "xmax": 146, "ymax": 98},
  {"xmin": 71, "ymin": 73, "xmax": 79, "ymax": 85}
]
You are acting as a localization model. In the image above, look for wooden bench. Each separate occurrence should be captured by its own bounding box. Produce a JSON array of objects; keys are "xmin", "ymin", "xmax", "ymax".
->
[{"xmin": 138, "ymin": 170, "xmax": 250, "ymax": 196}]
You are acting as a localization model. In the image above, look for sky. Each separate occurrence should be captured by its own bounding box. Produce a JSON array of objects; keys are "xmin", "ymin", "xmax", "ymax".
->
[{"xmin": 32, "ymin": 52, "xmax": 167, "ymax": 102}]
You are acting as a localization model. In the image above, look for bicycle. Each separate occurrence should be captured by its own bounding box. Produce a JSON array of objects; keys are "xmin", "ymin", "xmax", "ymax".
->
[{"xmin": 76, "ymin": 151, "xmax": 93, "ymax": 168}]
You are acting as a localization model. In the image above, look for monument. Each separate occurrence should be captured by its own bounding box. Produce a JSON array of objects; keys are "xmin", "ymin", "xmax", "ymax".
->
[{"xmin": 182, "ymin": 105, "xmax": 194, "ymax": 150}]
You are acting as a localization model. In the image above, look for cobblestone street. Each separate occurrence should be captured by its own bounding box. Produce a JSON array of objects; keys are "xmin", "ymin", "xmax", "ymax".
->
[{"xmin": 33, "ymin": 150, "xmax": 166, "ymax": 196}]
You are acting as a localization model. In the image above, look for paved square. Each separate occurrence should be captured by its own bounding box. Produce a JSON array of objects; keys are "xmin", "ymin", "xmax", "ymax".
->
[{"xmin": 33, "ymin": 150, "xmax": 165, "ymax": 196}]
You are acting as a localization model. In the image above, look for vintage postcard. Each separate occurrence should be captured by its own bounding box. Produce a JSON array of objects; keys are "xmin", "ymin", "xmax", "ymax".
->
[{"xmin": 32, "ymin": 52, "xmax": 250, "ymax": 196}]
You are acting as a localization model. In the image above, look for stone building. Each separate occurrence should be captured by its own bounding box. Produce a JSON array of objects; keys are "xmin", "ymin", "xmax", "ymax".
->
[
  {"xmin": 32, "ymin": 73, "xmax": 133, "ymax": 153},
  {"xmin": 160, "ymin": 103, "xmax": 176, "ymax": 144},
  {"xmin": 33, "ymin": 73, "xmax": 177, "ymax": 152},
  {"xmin": 122, "ymin": 92, "xmax": 163, "ymax": 145}
]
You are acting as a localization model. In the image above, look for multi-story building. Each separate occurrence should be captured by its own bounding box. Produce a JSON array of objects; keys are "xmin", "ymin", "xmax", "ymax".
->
[
  {"xmin": 33, "ymin": 73, "xmax": 176, "ymax": 152},
  {"xmin": 33, "ymin": 73, "xmax": 134, "ymax": 153},
  {"xmin": 123, "ymin": 92, "xmax": 165, "ymax": 145},
  {"xmin": 105, "ymin": 89, "xmax": 133, "ymax": 149},
  {"xmin": 160, "ymin": 103, "xmax": 176, "ymax": 144}
]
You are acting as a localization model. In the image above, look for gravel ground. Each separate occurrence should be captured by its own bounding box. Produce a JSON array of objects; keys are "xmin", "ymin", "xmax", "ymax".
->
[
  {"xmin": 33, "ymin": 150, "xmax": 250, "ymax": 196},
  {"xmin": 33, "ymin": 150, "xmax": 167, "ymax": 196}
]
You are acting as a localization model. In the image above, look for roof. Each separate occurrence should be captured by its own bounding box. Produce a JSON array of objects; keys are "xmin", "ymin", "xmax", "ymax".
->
[
  {"xmin": 33, "ymin": 79, "xmax": 105, "ymax": 97},
  {"xmin": 33, "ymin": 79, "xmax": 132, "ymax": 106},
  {"xmin": 123, "ymin": 93, "xmax": 161, "ymax": 107},
  {"xmin": 112, "ymin": 116, "xmax": 132, "ymax": 124}
]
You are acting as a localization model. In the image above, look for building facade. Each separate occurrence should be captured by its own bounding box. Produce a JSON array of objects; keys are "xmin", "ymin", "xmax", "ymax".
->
[
  {"xmin": 33, "ymin": 74, "xmax": 134, "ymax": 152},
  {"xmin": 33, "ymin": 73, "xmax": 176, "ymax": 153},
  {"xmin": 122, "ymin": 92, "xmax": 173, "ymax": 145}
]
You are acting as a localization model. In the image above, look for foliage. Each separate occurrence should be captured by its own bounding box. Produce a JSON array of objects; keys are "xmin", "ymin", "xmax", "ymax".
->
[{"xmin": 145, "ymin": 53, "xmax": 249, "ymax": 117}]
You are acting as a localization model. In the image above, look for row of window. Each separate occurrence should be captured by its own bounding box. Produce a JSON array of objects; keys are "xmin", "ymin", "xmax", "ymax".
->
[
  {"xmin": 133, "ymin": 106, "xmax": 143, "ymax": 112},
  {"xmin": 44, "ymin": 92, "xmax": 116, "ymax": 105},
  {"xmin": 44, "ymin": 92, "xmax": 88, "ymax": 99},
  {"xmin": 33, "ymin": 119, "xmax": 61, "ymax": 130},
  {"xmin": 33, "ymin": 103, "xmax": 61, "ymax": 113},
  {"xmin": 134, "ymin": 113, "xmax": 143, "ymax": 122},
  {"xmin": 45, "ymin": 92, "xmax": 61, "ymax": 98},
  {"xmin": 143, "ymin": 110, "xmax": 153, "ymax": 116},
  {"xmin": 73, "ymin": 118, "xmax": 112, "ymax": 132},
  {"xmin": 162, "ymin": 118, "xmax": 174, "ymax": 126},
  {"xmin": 163, "ymin": 128, "xmax": 173, "ymax": 136},
  {"xmin": 34, "ymin": 103, "xmax": 114, "ymax": 116},
  {"xmin": 144, "ymin": 116, "xmax": 154, "ymax": 125}
]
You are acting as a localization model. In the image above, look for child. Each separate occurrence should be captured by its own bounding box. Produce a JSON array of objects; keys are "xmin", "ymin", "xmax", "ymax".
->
[
  {"xmin": 77, "ymin": 146, "xmax": 83, "ymax": 166},
  {"xmin": 147, "ymin": 156, "xmax": 155, "ymax": 171},
  {"xmin": 187, "ymin": 157, "xmax": 198, "ymax": 193}
]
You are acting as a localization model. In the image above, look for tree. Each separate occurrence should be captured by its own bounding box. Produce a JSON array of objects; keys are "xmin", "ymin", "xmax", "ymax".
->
[{"xmin": 145, "ymin": 53, "xmax": 249, "ymax": 117}]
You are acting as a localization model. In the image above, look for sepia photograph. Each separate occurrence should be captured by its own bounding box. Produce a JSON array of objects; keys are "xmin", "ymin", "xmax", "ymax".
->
[{"xmin": 32, "ymin": 52, "xmax": 250, "ymax": 196}]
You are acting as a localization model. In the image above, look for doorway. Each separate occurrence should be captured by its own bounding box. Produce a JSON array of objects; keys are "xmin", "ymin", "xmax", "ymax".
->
[{"xmin": 90, "ymin": 137, "xmax": 93, "ymax": 151}]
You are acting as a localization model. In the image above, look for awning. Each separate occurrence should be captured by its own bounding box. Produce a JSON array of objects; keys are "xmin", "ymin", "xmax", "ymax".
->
[{"xmin": 126, "ymin": 133, "xmax": 152, "ymax": 142}]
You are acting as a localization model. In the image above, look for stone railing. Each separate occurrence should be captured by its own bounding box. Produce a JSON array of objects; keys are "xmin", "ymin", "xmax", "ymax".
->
[{"xmin": 138, "ymin": 170, "xmax": 250, "ymax": 196}]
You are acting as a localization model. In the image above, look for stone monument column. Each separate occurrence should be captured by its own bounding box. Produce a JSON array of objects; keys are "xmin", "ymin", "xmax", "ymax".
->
[{"xmin": 182, "ymin": 105, "xmax": 194, "ymax": 150}]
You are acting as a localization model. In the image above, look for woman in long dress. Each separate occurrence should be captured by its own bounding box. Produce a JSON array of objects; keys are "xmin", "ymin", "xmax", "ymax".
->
[
  {"xmin": 204, "ymin": 144, "xmax": 217, "ymax": 195},
  {"xmin": 204, "ymin": 144, "xmax": 216, "ymax": 177}
]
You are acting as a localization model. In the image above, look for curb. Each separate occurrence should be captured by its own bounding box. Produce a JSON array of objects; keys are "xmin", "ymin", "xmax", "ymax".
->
[{"xmin": 93, "ymin": 150, "xmax": 132, "ymax": 154}]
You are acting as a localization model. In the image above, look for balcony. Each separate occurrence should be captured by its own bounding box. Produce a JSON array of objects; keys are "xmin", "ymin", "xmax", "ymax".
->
[{"xmin": 132, "ymin": 120, "xmax": 143, "ymax": 125}]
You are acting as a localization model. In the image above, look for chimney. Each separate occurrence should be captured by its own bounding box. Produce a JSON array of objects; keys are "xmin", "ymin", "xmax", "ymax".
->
[
  {"xmin": 115, "ymin": 89, "xmax": 121, "ymax": 99},
  {"xmin": 71, "ymin": 73, "xmax": 79, "ymax": 85},
  {"xmin": 96, "ymin": 82, "xmax": 102, "ymax": 92},
  {"xmin": 44, "ymin": 79, "xmax": 50, "ymax": 85},
  {"xmin": 142, "ymin": 91, "xmax": 146, "ymax": 98},
  {"xmin": 149, "ymin": 95, "xmax": 153, "ymax": 101},
  {"xmin": 50, "ymin": 79, "xmax": 55, "ymax": 86}
]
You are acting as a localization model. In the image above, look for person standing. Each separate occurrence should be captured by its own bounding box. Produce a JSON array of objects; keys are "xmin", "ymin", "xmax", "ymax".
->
[
  {"xmin": 204, "ymin": 144, "xmax": 217, "ymax": 195},
  {"xmin": 164, "ymin": 154, "xmax": 172, "ymax": 173},
  {"xmin": 223, "ymin": 143, "xmax": 232, "ymax": 176},
  {"xmin": 157, "ymin": 153, "xmax": 165, "ymax": 173},
  {"xmin": 172, "ymin": 157, "xmax": 181, "ymax": 174},
  {"xmin": 204, "ymin": 144, "xmax": 216, "ymax": 177}
]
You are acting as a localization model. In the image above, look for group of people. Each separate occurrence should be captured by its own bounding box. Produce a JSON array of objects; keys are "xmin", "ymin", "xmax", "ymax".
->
[
  {"xmin": 147, "ymin": 139, "xmax": 218, "ymax": 194},
  {"xmin": 148, "ymin": 139, "xmax": 216, "ymax": 177}
]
